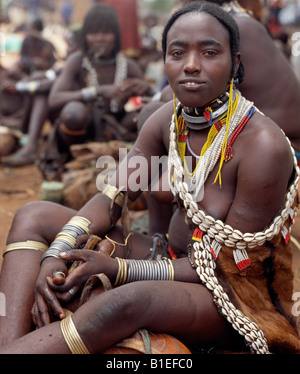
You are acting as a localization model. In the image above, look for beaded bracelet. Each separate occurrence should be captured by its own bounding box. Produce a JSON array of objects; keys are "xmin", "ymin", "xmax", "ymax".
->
[{"xmin": 40, "ymin": 216, "xmax": 91, "ymax": 264}]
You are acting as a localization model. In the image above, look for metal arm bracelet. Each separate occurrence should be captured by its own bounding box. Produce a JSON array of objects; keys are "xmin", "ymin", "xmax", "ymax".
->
[{"xmin": 40, "ymin": 216, "xmax": 91, "ymax": 264}]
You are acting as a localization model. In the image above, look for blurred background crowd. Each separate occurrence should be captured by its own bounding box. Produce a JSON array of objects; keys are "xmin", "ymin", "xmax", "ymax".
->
[
  {"xmin": 0, "ymin": 0, "xmax": 300, "ymax": 204},
  {"xmin": 1, "ymin": 0, "xmax": 300, "ymax": 83}
]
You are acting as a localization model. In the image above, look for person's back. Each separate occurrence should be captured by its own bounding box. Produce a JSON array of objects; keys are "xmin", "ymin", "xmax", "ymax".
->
[{"xmin": 234, "ymin": 12, "xmax": 300, "ymax": 144}]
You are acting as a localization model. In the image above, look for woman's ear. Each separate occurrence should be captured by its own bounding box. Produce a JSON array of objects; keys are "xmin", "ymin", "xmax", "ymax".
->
[{"xmin": 234, "ymin": 52, "xmax": 241, "ymax": 77}]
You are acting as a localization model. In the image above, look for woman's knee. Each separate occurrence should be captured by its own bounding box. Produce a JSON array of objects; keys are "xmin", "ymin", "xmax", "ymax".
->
[
  {"xmin": 81, "ymin": 282, "xmax": 154, "ymax": 329},
  {"xmin": 8, "ymin": 201, "xmax": 75, "ymax": 244},
  {"xmin": 103, "ymin": 282, "xmax": 152, "ymax": 319},
  {"xmin": 60, "ymin": 101, "xmax": 91, "ymax": 130}
]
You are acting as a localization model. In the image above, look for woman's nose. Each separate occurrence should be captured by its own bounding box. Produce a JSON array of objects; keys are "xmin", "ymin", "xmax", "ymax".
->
[
  {"xmin": 94, "ymin": 32, "xmax": 105, "ymax": 41},
  {"xmin": 184, "ymin": 53, "xmax": 201, "ymax": 74}
]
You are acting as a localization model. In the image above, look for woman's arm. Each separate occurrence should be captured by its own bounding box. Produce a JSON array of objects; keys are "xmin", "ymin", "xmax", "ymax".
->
[
  {"xmin": 225, "ymin": 114, "xmax": 294, "ymax": 233},
  {"xmin": 48, "ymin": 52, "xmax": 84, "ymax": 111},
  {"xmin": 75, "ymin": 101, "xmax": 173, "ymax": 234}
]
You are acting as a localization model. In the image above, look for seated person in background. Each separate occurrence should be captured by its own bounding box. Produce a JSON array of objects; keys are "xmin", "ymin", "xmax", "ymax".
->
[
  {"xmin": 46, "ymin": 3, "xmax": 152, "ymax": 167},
  {"xmin": 0, "ymin": 18, "xmax": 58, "ymax": 166}
]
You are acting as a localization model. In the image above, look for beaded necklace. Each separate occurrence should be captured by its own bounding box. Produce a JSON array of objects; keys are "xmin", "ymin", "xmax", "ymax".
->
[
  {"xmin": 168, "ymin": 88, "xmax": 300, "ymax": 353},
  {"xmin": 176, "ymin": 93, "xmax": 238, "ymax": 180},
  {"xmin": 181, "ymin": 92, "xmax": 231, "ymax": 129},
  {"xmin": 171, "ymin": 83, "xmax": 254, "ymax": 199},
  {"xmin": 82, "ymin": 53, "xmax": 128, "ymax": 112}
]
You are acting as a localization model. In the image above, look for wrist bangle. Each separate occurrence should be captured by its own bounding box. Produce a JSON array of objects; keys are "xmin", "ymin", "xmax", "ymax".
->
[
  {"xmin": 60, "ymin": 314, "xmax": 90, "ymax": 354},
  {"xmin": 15, "ymin": 81, "xmax": 29, "ymax": 93},
  {"xmin": 28, "ymin": 80, "xmax": 40, "ymax": 93},
  {"xmin": 40, "ymin": 216, "xmax": 91, "ymax": 264},
  {"xmin": 114, "ymin": 257, "xmax": 128, "ymax": 286},
  {"xmin": 45, "ymin": 69, "xmax": 56, "ymax": 80},
  {"xmin": 102, "ymin": 185, "xmax": 127, "ymax": 208},
  {"xmin": 81, "ymin": 86, "xmax": 97, "ymax": 102},
  {"xmin": 165, "ymin": 258, "xmax": 175, "ymax": 281},
  {"xmin": 113, "ymin": 258, "xmax": 175, "ymax": 286},
  {"xmin": 15, "ymin": 81, "xmax": 40, "ymax": 94}
]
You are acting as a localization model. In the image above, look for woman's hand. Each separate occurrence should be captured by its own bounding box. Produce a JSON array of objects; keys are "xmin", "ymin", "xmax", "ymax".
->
[
  {"xmin": 31, "ymin": 257, "xmax": 68, "ymax": 328},
  {"xmin": 98, "ymin": 84, "xmax": 129, "ymax": 107},
  {"xmin": 47, "ymin": 250, "xmax": 118, "ymax": 303},
  {"xmin": 2, "ymin": 79, "xmax": 18, "ymax": 94},
  {"xmin": 120, "ymin": 78, "xmax": 151, "ymax": 97}
]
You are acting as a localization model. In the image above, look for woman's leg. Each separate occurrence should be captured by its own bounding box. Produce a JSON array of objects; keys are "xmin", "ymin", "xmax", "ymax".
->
[
  {"xmin": 1, "ymin": 95, "xmax": 49, "ymax": 166},
  {"xmin": 0, "ymin": 201, "xmax": 76, "ymax": 347},
  {"xmin": 57, "ymin": 101, "xmax": 91, "ymax": 149},
  {"xmin": 0, "ymin": 200, "xmax": 152, "ymax": 348},
  {"xmin": 0, "ymin": 280, "xmax": 242, "ymax": 354}
]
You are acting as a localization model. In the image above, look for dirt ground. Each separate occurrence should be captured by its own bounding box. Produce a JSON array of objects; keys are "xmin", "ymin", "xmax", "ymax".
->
[{"xmin": 0, "ymin": 164, "xmax": 43, "ymax": 264}]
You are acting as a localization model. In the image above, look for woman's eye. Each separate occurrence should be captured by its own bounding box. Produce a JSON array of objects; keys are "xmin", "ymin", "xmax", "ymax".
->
[
  {"xmin": 171, "ymin": 50, "xmax": 184, "ymax": 58},
  {"xmin": 203, "ymin": 50, "xmax": 218, "ymax": 57}
]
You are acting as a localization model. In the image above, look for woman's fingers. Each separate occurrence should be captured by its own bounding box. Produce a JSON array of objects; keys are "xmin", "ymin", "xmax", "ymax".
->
[
  {"xmin": 52, "ymin": 270, "xmax": 66, "ymax": 285},
  {"xmin": 56, "ymin": 285, "xmax": 81, "ymax": 303},
  {"xmin": 32, "ymin": 288, "xmax": 65, "ymax": 328},
  {"xmin": 59, "ymin": 250, "xmax": 88, "ymax": 262}
]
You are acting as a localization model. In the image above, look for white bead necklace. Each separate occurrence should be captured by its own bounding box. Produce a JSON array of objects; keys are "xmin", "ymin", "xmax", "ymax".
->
[
  {"xmin": 169, "ymin": 91, "xmax": 252, "ymax": 200},
  {"xmin": 82, "ymin": 53, "xmax": 128, "ymax": 112},
  {"xmin": 167, "ymin": 91, "xmax": 300, "ymax": 354}
]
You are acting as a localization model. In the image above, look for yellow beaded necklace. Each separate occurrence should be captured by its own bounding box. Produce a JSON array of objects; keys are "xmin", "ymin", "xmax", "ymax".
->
[{"xmin": 173, "ymin": 79, "xmax": 238, "ymax": 185}]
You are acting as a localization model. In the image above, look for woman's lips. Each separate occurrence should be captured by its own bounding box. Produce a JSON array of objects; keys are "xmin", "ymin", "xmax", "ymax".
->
[{"xmin": 179, "ymin": 79, "xmax": 205, "ymax": 90}]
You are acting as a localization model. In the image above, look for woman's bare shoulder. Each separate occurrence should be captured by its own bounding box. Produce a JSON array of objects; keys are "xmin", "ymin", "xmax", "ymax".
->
[
  {"xmin": 237, "ymin": 110, "xmax": 294, "ymax": 188},
  {"xmin": 245, "ymin": 111, "xmax": 292, "ymax": 156},
  {"xmin": 135, "ymin": 100, "xmax": 174, "ymax": 154}
]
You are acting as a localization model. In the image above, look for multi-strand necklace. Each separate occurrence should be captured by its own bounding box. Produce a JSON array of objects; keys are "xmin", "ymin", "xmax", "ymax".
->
[
  {"xmin": 169, "ymin": 87, "xmax": 254, "ymax": 200},
  {"xmin": 82, "ymin": 53, "xmax": 128, "ymax": 112},
  {"xmin": 168, "ymin": 90, "xmax": 274, "ymax": 353},
  {"xmin": 181, "ymin": 91, "xmax": 232, "ymax": 130},
  {"xmin": 168, "ymin": 86, "xmax": 300, "ymax": 354}
]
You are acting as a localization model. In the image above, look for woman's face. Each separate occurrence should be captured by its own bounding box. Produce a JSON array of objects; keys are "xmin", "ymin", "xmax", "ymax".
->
[
  {"xmin": 165, "ymin": 12, "xmax": 238, "ymax": 108},
  {"xmin": 86, "ymin": 30, "xmax": 116, "ymax": 58}
]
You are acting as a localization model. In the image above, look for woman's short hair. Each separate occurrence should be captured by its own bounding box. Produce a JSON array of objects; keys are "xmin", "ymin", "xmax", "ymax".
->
[{"xmin": 81, "ymin": 3, "xmax": 121, "ymax": 56}]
